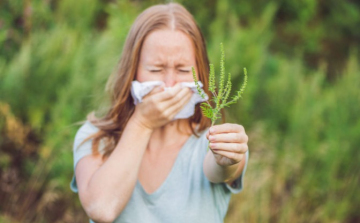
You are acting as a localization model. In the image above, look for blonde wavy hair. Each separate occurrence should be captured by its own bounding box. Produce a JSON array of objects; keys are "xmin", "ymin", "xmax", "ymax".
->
[{"xmin": 85, "ymin": 3, "xmax": 212, "ymax": 158}]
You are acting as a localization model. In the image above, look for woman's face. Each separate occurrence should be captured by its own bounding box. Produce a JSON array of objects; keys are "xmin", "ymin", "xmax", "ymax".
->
[{"xmin": 136, "ymin": 29, "xmax": 198, "ymax": 87}]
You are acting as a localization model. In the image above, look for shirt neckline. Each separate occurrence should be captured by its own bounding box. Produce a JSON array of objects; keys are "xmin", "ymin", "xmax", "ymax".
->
[{"xmin": 136, "ymin": 133, "xmax": 196, "ymax": 200}]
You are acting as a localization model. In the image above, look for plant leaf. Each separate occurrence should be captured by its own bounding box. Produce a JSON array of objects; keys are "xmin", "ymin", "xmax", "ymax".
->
[{"xmin": 200, "ymin": 103, "xmax": 213, "ymax": 118}]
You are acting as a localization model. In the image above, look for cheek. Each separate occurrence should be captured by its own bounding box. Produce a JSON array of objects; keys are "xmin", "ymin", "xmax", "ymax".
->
[
  {"xmin": 135, "ymin": 68, "xmax": 143, "ymax": 81},
  {"xmin": 135, "ymin": 73, "xmax": 148, "ymax": 82}
]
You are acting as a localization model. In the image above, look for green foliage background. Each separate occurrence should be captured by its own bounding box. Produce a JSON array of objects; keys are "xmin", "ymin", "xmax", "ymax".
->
[{"xmin": 0, "ymin": 0, "xmax": 359, "ymax": 222}]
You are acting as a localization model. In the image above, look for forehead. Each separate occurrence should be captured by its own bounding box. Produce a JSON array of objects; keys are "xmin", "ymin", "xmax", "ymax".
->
[{"xmin": 140, "ymin": 29, "xmax": 195, "ymax": 64}]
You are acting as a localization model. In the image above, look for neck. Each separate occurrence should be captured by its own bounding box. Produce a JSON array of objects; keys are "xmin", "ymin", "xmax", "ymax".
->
[{"xmin": 147, "ymin": 119, "xmax": 192, "ymax": 152}]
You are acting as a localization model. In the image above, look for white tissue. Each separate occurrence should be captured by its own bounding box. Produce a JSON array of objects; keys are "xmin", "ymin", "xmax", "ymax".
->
[{"xmin": 130, "ymin": 80, "xmax": 208, "ymax": 120}]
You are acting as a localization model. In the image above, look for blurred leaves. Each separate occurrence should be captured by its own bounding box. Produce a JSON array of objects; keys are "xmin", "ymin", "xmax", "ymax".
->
[{"xmin": 0, "ymin": 0, "xmax": 359, "ymax": 222}]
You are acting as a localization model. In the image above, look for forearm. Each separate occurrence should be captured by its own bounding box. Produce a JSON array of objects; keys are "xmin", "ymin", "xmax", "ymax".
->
[
  {"xmin": 203, "ymin": 150, "xmax": 246, "ymax": 183},
  {"xmin": 80, "ymin": 116, "xmax": 153, "ymax": 220}
]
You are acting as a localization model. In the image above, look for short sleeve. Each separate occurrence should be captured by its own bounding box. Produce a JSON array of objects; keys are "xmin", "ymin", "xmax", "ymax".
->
[
  {"xmin": 224, "ymin": 150, "xmax": 249, "ymax": 194},
  {"xmin": 70, "ymin": 121, "xmax": 101, "ymax": 193}
]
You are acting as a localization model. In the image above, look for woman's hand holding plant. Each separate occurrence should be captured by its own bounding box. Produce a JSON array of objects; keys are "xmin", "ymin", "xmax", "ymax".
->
[{"xmin": 206, "ymin": 123, "xmax": 248, "ymax": 166}]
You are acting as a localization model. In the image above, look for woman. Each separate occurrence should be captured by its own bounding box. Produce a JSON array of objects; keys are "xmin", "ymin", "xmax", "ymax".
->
[{"xmin": 71, "ymin": 3, "xmax": 249, "ymax": 223}]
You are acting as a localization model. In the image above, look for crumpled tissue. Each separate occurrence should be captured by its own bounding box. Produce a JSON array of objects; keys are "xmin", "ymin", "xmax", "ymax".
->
[{"xmin": 130, "ymin": 80, "xmax": 208, "ymax": 120}]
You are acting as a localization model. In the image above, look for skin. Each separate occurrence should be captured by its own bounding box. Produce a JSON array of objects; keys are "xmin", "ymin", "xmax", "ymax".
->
[{"xmin": 75, "ymin": 29, "xmax": 248, "ymax": 223}]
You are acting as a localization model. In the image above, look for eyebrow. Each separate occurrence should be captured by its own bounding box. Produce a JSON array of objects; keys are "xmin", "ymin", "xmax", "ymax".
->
[
  {"xmin": 144, "ymin": 58, "xmax": 193, "ymax": 68},
  {"xmin": 145, "ymin": 64, "xmax": 164, "ymax": 69},
  {"xmin": 175, "ymin": 63, "xmax": 192, "ymax": 68},
  {"xmin": 146, "ymin": 63, "xmax": 192, "ymax": 68}
]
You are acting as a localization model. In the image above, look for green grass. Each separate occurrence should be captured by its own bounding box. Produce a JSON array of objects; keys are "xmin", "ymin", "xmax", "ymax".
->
[{"xmin": 0, "ymin": 0, "xmax": 359, "ymax": 222}]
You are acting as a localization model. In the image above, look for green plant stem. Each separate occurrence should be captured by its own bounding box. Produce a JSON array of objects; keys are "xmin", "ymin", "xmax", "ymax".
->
[
  {"xmin": 207, "ymin": 119, "xmax": 216, "ymax": 151},
  {"xmin": 192, "ymin": 43, "xmax": 248, "ymax": 152}
]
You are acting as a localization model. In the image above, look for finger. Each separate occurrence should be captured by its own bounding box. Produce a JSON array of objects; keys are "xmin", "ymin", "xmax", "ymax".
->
[
  {"xmin": 143, "ymin": 86, "xmax": 164, "ymax": 100},
  {"xmin": 208, "ymin": 132, "xmax": 248, "ymax": 144},
  {"xmin": 153, "ymin": 83, "xmax": 182, "ymax": 101},
  {"xmin": 166, "ymin": 89, "xmax": 192, "ymax": 116},
  {"xmin": 209, "ymin": 123, "xmax": 245, "ymax": 134},
  {"xmin": 209, "ymin": 142, "xmax": 248, "ymax": 153},
  {"xmin": 161, "ymin": 87, "xmax": 192, "ymax": 108},
  {"xmin": 165, "ymin": 89, "xmax": 193, "ymax": 119},
  {"xmin": 213, "ymin": 150, "xmax": 244, "ymax": 163},
  {"xmin": 148, "ymin": 86, "xmax": 164, "ymax": 96},
  {"xmin": 142, "ymin": 87, "xmax": 191, "ymax": 117}
]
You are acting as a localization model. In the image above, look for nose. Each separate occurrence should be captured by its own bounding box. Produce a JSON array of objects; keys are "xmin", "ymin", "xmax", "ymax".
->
[{"xmin": 164, "ymin": 69, "xmax": 176, "ymax": 87}]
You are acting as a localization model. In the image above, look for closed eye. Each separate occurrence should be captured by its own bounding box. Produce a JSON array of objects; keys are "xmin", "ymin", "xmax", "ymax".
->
[
  {"xmin": 150, "ymin": 70, "xmax": 162, "ymax": 73},
  {"xmin": 179, "ymin": 69, "xmax": 190, "ymax": 73}
]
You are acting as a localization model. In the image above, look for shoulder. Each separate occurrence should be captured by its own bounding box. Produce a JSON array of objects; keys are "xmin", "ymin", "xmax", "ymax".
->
[
  {"xmin": 72, "ymin": 121, "xmax": 104, "ymax": 169},
  {"xmin": 73, "ymin": 121, "xmax": 100, "ymax": 151},
  {"xmin": 75, "ymin": 121, "xmax": 99, "ymax": 138}
]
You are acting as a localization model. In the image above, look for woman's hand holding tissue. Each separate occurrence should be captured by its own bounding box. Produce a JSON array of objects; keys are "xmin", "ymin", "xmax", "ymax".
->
[{"xmin": 132, "ymin": 83, "xmax": 193, "ymax": 130}]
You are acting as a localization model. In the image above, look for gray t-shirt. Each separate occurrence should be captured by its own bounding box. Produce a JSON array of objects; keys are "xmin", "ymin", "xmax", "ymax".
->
[{"xmin": 70, "ymin": 121, "xmax": 249, "ymax": 223}]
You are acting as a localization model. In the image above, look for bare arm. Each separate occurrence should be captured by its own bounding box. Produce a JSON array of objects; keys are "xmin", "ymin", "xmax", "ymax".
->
[
  {"xmin": 75, "ymin": 117, "xmax": 152, "ymax": 222},
  {"xmin": 75, "ymin": 84, "xmax": 192, "ymax": 222},
  {"xmin": 203, "ymin": 150, "xmax": 246, "ymax": 183}
]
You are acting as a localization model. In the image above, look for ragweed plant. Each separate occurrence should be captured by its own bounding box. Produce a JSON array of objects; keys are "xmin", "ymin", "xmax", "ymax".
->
[{"xmin": 192, "ymin": 43, "xmax": 248, "ymax": 128}]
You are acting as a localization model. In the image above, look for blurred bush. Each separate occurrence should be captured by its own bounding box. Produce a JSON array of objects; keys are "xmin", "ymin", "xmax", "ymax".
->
[{"xmin": 0, "ymin": 0, "xmax": 359, "ymax": 222}]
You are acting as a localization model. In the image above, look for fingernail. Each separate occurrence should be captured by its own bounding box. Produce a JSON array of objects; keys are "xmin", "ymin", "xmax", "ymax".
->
[
  {"xmin": 210, "ymin": 143, "xmax": 215, "ymax": 148},
  {"xmin": 209, "ymin": 128, "xmax": 214, "ymax": 134},
  {"xmin": 209, "ymin": 135, "xmax": 214, "ymax": 141}
]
